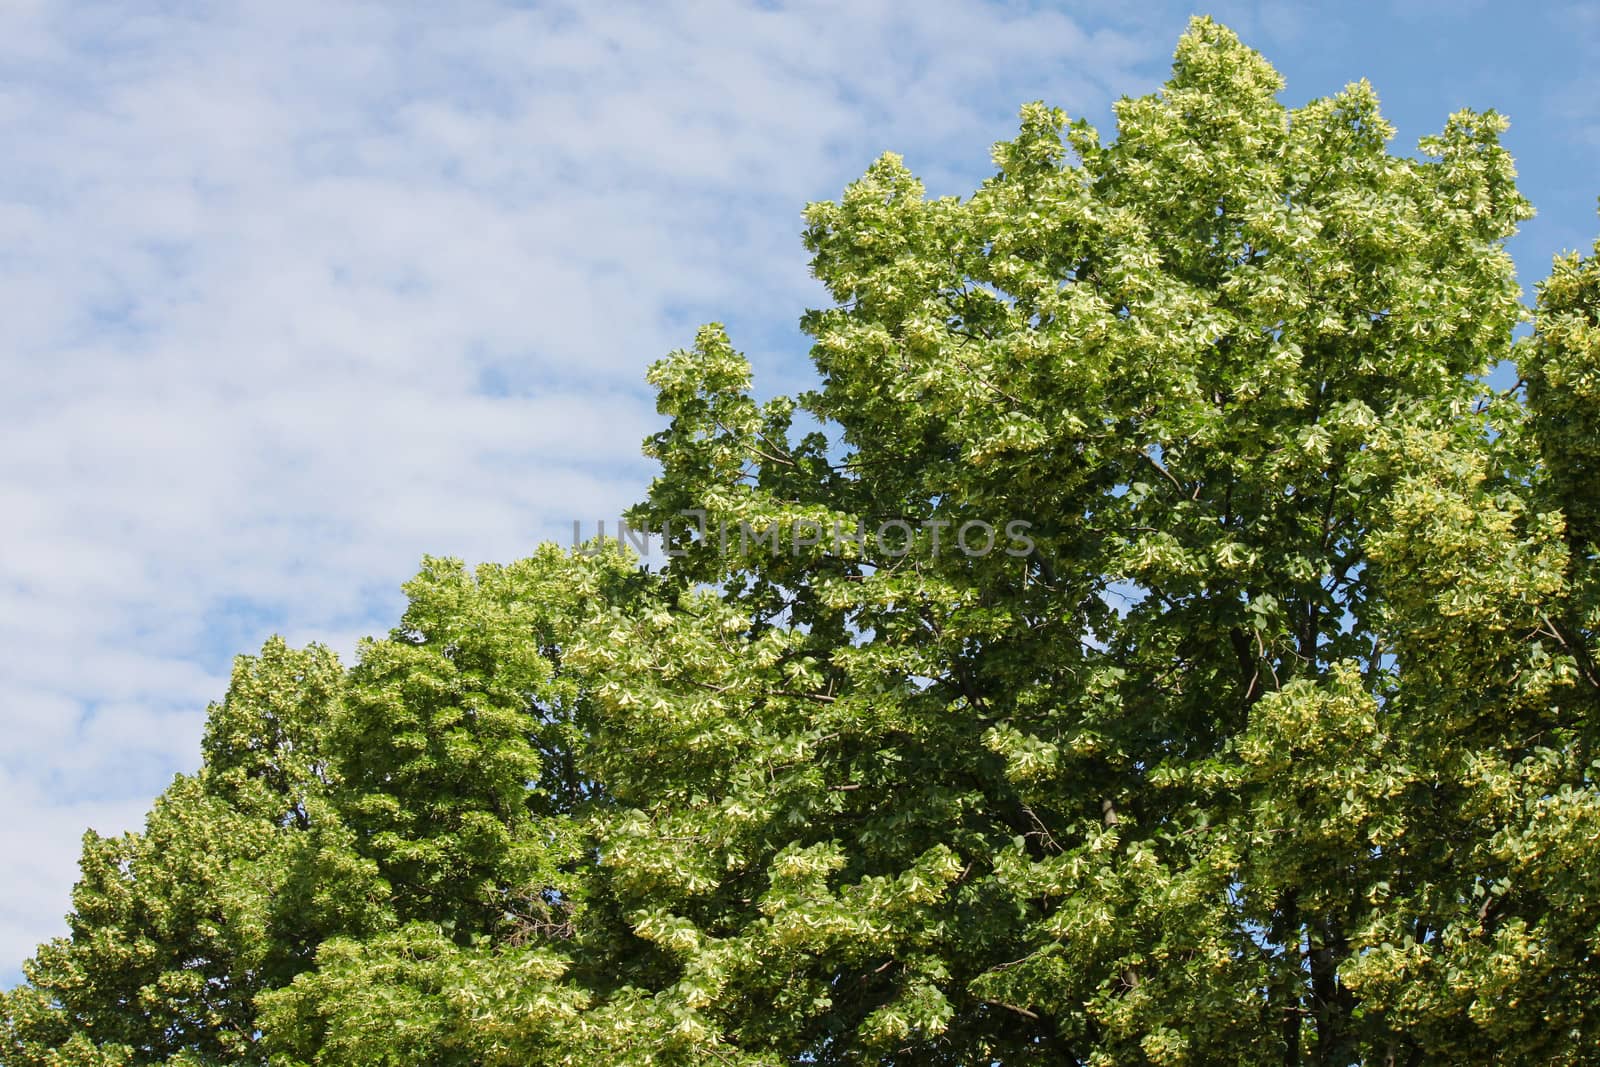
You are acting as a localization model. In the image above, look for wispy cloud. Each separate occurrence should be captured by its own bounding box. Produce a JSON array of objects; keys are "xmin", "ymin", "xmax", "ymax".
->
[{"xmin": 0, "ymin": 0, "xmax": 1161, "ymax": 976}]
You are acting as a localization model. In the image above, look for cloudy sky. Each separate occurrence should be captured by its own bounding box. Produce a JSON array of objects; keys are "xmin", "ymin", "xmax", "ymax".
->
[{"xmin": 2, "ymin": 0, "xmax": 1597, "ymax": 983}]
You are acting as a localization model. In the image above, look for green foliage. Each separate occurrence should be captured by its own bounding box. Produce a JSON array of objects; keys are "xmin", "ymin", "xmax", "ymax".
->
[
  {"xmin": 330, "ymin": 550, "xmax": 605, "ymax": 933},
  {"xmin": 7, "ymin": 17, "xmax": 1600, "ymax": 1066},
  {"xmin": 2, "ymin": 642, "xmax": 385, "ymax": 1066}
]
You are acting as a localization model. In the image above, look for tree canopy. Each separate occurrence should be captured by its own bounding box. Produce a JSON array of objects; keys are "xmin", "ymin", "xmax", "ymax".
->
[{"xmin": 6, "ymin": 17, "xmax": 1600, "ymax": 1066}]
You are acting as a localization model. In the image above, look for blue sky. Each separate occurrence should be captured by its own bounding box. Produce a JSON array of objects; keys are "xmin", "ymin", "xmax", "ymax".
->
[{"xmin": 2, "ymin": 0, "xmax": 1596, "ymax": 985}]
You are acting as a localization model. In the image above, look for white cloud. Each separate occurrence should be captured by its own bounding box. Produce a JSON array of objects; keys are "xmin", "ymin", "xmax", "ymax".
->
[{"xmin": 0, "ymin": 0, "xmax": 1165, "ymax": 977}]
